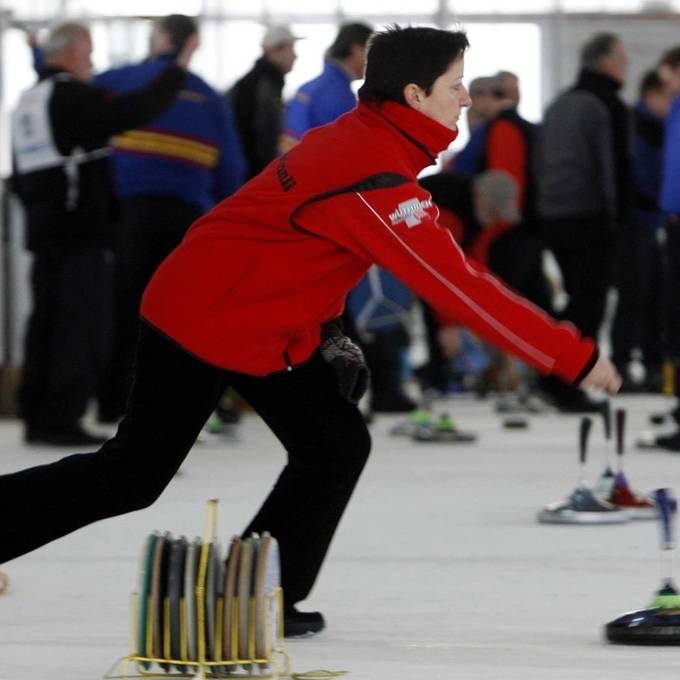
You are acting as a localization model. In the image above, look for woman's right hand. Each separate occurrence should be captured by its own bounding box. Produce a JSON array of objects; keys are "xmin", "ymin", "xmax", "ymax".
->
[{"xmin": 579, "ymin": 355, "xmax": 621, "ymax": 394}]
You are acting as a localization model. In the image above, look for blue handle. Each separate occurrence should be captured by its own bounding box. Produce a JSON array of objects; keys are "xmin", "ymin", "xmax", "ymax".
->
[{"xmin": 654, "ymin": 488, "xmax": 674, "ymax": 549}]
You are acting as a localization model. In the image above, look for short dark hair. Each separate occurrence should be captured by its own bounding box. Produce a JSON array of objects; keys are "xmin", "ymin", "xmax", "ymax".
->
[
  {"xmin": 328, "ymin": 22, "xmax": 373, "ymax": 61},
  {"xmin": 639, "ymin": 69, "xmax": 664, "ymax": 97},
  {"xmin": 659, "ymin": 46, "xmax": 680, "ymax": 70},
  {"xmin": 157, "ymin": 14, "xmax": 198, "ymax": 51},
  {"xmin": 580, "ymin": 32, "xmax": 619, "ymax": 71},
  {"xmin": 358, "ymin": 26, "xmax": 469, "ymax": 106}
]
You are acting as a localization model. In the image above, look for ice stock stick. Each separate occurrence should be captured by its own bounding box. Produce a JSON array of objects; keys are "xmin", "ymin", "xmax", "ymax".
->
[
  {"xmin": 579, "ymin": 416, "xmax": 593, "ymax": 485},
  {"xmin": 615, "ymin": 407, "xmax": 626, "ymax": 473},
  {"xmin": 600, "ymin": 401, "xmax": 613, "ymax": 475},
  {"xmin": 654, "ymin": 488, "xmax": 675, "ymax": 583}
]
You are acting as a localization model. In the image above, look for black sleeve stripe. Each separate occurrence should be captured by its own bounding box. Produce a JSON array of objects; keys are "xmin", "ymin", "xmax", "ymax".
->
[{"xmin": 289, "ymin": 171, "xmax": 410, "ymax": 237}]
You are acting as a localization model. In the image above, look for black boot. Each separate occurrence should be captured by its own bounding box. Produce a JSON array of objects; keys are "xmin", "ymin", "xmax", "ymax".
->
[
  {"xmin": 284, "ymin": 606, "xmax": 326, "ymax": 637},
  {"xmin": 651, "ymin": 431, "xmax": 680, "ymax": 452}
]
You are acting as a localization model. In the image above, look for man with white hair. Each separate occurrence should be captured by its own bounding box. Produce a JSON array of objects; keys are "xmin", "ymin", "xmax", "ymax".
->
[
  {"xmin": 230, "ymin": 24, "xmax": 300, "ymax": 178},
  {"xmin": 11, "ymin": 21, "xmax": 195, "ymax": 446}
]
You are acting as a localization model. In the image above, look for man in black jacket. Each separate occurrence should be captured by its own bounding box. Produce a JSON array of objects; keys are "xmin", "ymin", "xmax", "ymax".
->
[
  {"xmin": 229, "ymin": 24, "xmax": 299, "ymax": 178},
  {"xmin": 537, "ymin": 33, "xmax": 630, "ymax": 338},
  {"xmin": 536, "ymin": 32, "xmax": 630, "ymax": 411},
  {"xmin": 11, "ymin": 21, "xmax": 195, "ymax": 446}
]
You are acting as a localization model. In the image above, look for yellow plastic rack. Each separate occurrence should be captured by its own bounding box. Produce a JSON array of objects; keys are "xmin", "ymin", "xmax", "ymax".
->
[{"xmin": 104, "ymin": 500, "xmax": 291, "ymax": 680}]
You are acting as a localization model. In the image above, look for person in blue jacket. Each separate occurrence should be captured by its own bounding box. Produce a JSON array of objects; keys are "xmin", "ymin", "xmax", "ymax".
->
[
  {"xmin": 279, "ymin": 22, "xmax": 372, "ymax": 152},
  {"xmin": 611, "ymin": 70, "xmax": 671, "ymax": 391},
  {"xmin": 94, "ymin": 15, "xmax": 248, "ymax": 422},
  {"xmin": 645, "ymin": 46, "xmax": 680, "ymax": 449}
]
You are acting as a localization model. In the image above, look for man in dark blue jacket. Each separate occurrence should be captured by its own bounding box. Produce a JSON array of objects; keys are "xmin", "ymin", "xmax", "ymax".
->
[
  {"xmin": 95, "ymin": 15, "xmax": 247, "ymax": 422},
  {"xmin": 279, "ymin": 22, "xmax": 372, "ymax": 152},
  {"xmin": 644, "ymin": 47, "xmax": 680, "ymax": 450},
  {"xmin": 611, "ymin": 70, "xmax": 671, "ymax": 391}
]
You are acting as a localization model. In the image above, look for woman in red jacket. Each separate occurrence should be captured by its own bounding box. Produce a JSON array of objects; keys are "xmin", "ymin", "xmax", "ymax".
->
[{"xmin": 0, "ymin": 26, "xmax": 619, "ymax": 636}]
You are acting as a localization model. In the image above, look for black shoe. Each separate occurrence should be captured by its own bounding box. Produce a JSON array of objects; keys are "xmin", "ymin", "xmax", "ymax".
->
[
  {"xmin": 283, "ymin": 606, "xmax": 325, "ymax": 637},
  {"xmin": 539, "ymin": 386, "xmax": 602, "ymax": 413},
  {"xmin": 537, "ymin": 376, "xmax": 602, "ymax": 413},
  {"xmin": 650, "ymin": 406, "xmax": 680, "ymax": 426},
  {"xmin": 25, "ymin": 425, "xmax": 108, "ymax": 447},
  {"xmin": 372, "ymin": 393, "xmax": 417, "ymax": 413},
  {"xmin": 650, "ymin": 431, "xmax": 680, "ymax": 452}
]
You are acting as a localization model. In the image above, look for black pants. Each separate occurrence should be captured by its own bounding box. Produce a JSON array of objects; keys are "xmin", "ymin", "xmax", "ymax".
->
[
  {"xmin": 1, "ymin": 325, "xmax": 371, "ymax": 605},
  {"xmin": 611, "ymin": 224, "xmax": 666, "ymax": 369},
  {"xmin": 543, "ymin": 217, "xmax": 612, "ymax": 339},
  {"xmin": 18, "ymin": 243, "xmax": 112, "ymax": 430},
  {"xmin": 665, "ymin": 217, "xmax": 680, "ymax": 365},
  {"xmin": 99, "ymin": 195, "xmax": 202, "ymax": 420},
  {"xmin": 487, "ymin": 229, "xmax": 553, "ymax": 314}
]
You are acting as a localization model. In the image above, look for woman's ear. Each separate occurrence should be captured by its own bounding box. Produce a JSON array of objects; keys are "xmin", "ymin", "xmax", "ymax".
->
[{"xmin": 403, "ymin": 83, "xmax": 422, "ymax": 110}]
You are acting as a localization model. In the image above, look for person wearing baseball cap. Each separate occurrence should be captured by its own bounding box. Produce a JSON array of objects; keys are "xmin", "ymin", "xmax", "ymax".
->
[{"xmin": 229, "ymin": 24, "xmax": 302, "ymax": 178}]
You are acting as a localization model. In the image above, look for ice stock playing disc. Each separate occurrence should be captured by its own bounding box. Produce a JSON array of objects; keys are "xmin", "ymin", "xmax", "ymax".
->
[{"xmin": 254, "ymin": 532, "xmax": 281, "ymax": 662}]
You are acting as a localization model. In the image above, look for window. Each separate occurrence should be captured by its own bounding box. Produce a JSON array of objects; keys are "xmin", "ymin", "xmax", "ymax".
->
[
  {"xmin": 449, "ymin": 22, "xmax": 542, "ymax": 152},
  {"xmin": 283, "ymin": 24, "xmax": 339, "ymax": 100},
  {"xmin": 343, "ymin": 0, "xmax": 438, "ymax": 13}
]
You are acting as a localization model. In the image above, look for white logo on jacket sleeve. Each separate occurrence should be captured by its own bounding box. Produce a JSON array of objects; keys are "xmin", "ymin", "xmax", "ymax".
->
[{"xmin": 389, "ymin": 197, "xmax": 434, "ymax": 227}]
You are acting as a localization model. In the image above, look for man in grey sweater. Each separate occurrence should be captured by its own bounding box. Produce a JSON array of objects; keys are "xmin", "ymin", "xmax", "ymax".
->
[{"xmin": 536, "ymin": 32, "xmax": 630, "ymax": 410}]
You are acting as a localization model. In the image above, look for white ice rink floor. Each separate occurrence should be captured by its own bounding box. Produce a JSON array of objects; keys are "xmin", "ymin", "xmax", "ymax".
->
[{"xmin": 1, "ymin": 393, "xmax": 680, "ymax": 680}]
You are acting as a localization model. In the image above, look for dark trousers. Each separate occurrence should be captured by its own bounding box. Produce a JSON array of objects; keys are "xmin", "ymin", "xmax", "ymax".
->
[
  {"xmin": 543, "ymin": 217, "xmax": 612, "ymax": 339},
  {"xmin": 98, "ymin": 195, "xmax": 202, "ymax": 420},
  {"xmin": 418, "ymin": 301, "xmax": 450, "ymax": 393},
  {"xmin": 665, "ymin": 217, "xmax": 680, "ymax": 366},
  {"xmin": 611, "ymin": 224, "xmax": 666, "ymax": 369},
  {"xmin": 18, "ymin": 243, "xmax": 112, "ymax": 430},
  {"xmin": 1, "ymin": 325, "xmax": 371, "ymax": 605},
  {"xmin": 487, "ymin": 229, "xmax": 553, "ymax": 314}
]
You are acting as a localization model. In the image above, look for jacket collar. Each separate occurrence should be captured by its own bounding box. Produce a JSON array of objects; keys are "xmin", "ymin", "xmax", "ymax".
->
[
  {"xmin": 38, "ymin": 66, "xmax": 70, "ymax": 82},
  {"xmin": 636, "ymin": 99, "xmax": 662, "ymax": 124},
  {"xmin": 575, "ymin": 68, "xmax": 623, "ymax": 95},
  {"xmin": 324, "ymin": 59, "xmax": 353, "ymax": 83},
  {"xmin": 255, "ymin": 57, "xmax": 285, "ymax": 86},
  {"xmin": 358, "ymin": 100, "xmax": 458, "ymax": 173}
]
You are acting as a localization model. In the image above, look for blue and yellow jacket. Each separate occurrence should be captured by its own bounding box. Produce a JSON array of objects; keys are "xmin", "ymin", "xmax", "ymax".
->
[
  {"xmin": 279, "ymin": 60, "xmax": 356, "ymax": 152},
  {"xmin": 96, "ymin": 55, "xmax": 247, "ymax": 211}
]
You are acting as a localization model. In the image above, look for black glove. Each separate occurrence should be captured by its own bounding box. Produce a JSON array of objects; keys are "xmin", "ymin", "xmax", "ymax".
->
[{"xmin": 320, "ymin": 322, "xmax": 370, "ymax": 404}]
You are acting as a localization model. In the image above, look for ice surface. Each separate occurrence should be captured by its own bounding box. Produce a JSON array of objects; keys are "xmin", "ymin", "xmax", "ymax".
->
[{"xmin": 1, "ymin": 394, "xmax": 680, "ymax": 679}]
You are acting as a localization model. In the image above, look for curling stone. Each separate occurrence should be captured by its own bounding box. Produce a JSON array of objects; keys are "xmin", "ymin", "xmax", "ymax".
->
[
  {"xmin": 389, "ymin": 408, "xmax": 433, "ymax": 437},
  {"xmin": 605, "ymin": 488, "xmax": 680, "ymax": 644},
  {"xmin": 412, "ymin": 413, "xmax": 477, "ymax": 443},
  {"xmin": 605, "ymin": 408, "xmax": 657, "ymax": 519},
  {"xmin": 503, "ymin": 417, "xmax": 528, "ymax": 429},
  {"xmin": 537, "ymin": 416, "xmax": 629, "ymax": 525}
]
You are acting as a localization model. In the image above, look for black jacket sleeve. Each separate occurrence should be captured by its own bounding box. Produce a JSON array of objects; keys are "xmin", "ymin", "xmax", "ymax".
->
[{"xmin": 50, "ymin": 65, "xmax": 186, "ymax": 152}]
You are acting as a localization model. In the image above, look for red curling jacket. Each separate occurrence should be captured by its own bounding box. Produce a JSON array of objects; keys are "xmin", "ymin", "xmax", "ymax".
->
[{"xmin": 142, "ymin": 100, "xmax": 597, "ymax": 382}]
